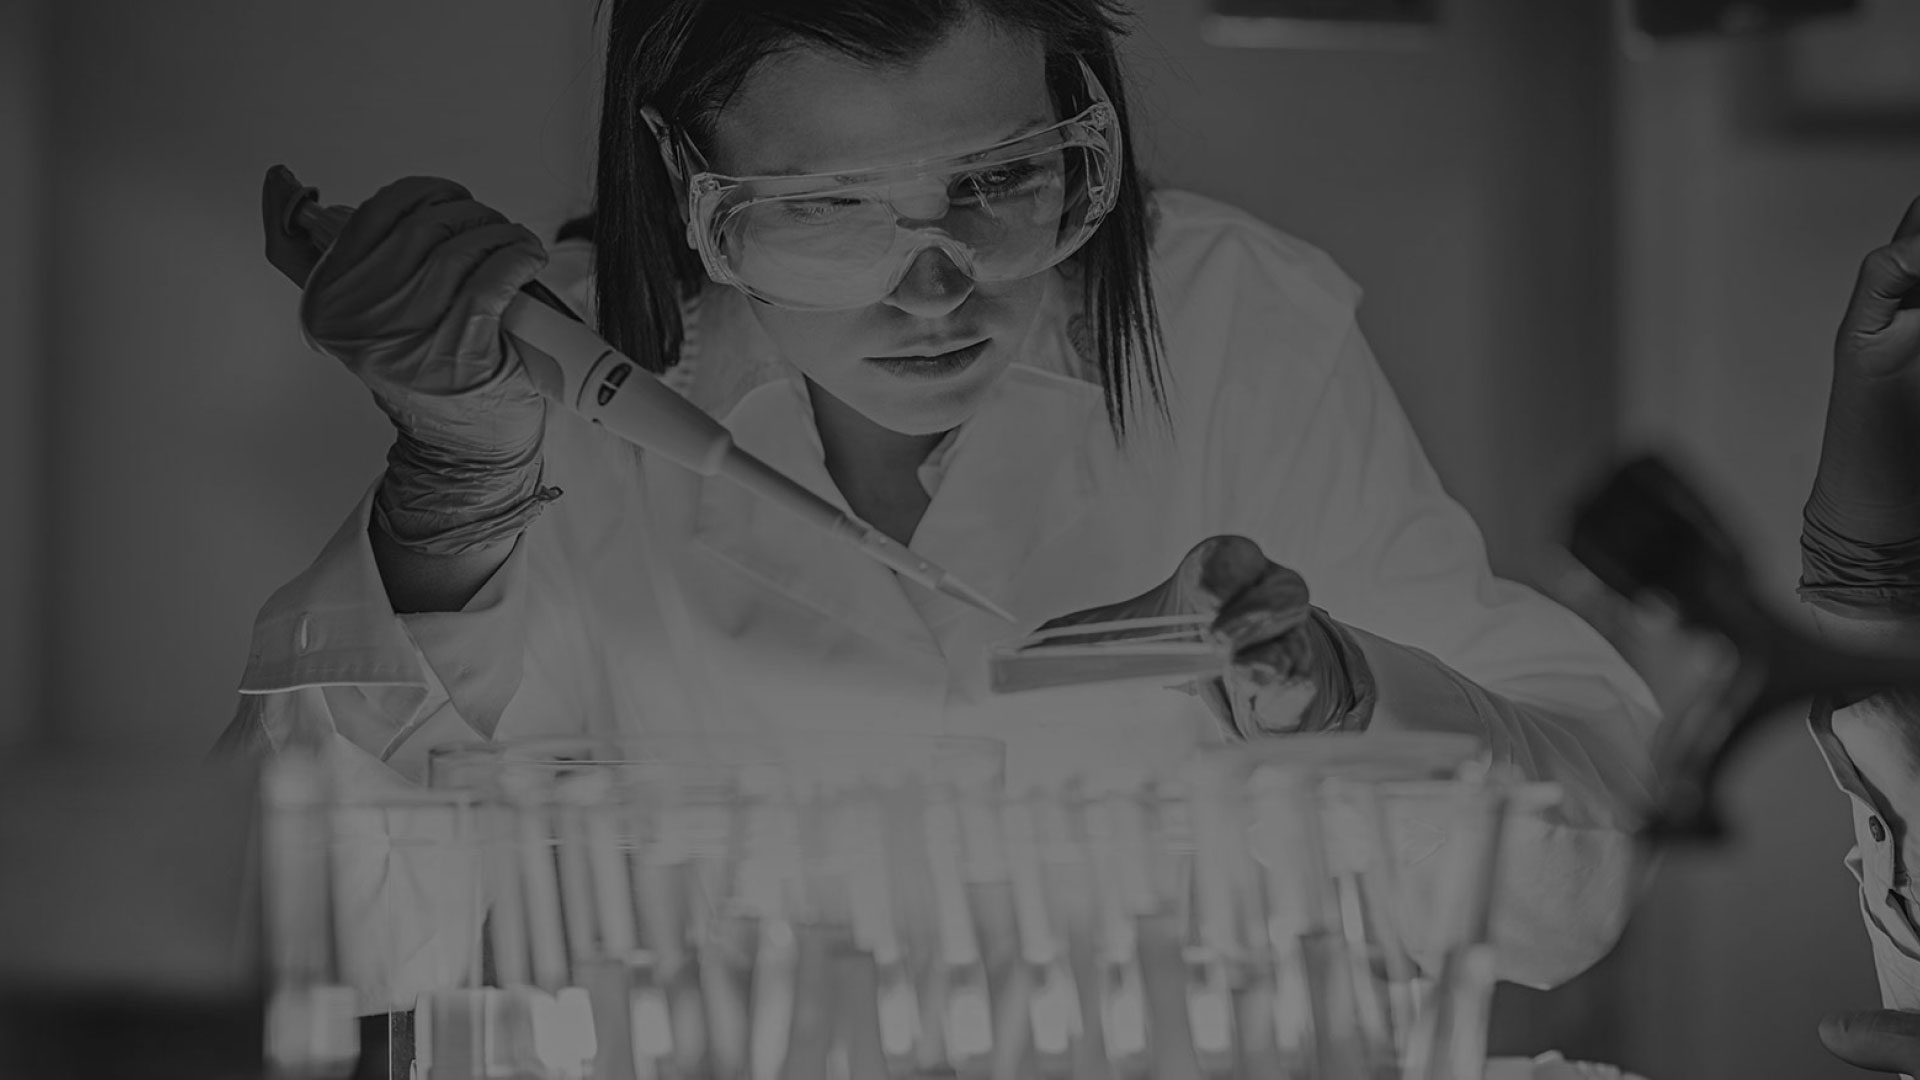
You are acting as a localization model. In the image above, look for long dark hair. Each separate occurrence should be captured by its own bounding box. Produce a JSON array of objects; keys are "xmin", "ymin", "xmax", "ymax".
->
[{"xmin": 579, "ymin": 0, "xmax": 1166, "ymax": 436}]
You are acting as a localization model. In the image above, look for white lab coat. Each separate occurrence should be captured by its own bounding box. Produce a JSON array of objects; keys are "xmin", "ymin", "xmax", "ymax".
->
[
  {"xmin": 1811, "ymin": 695, "xmax": 1920, "ymax": 1013},
  {"xmin": 227, "ymin": 190, "xmax": 1660, "ymax": 1007}
]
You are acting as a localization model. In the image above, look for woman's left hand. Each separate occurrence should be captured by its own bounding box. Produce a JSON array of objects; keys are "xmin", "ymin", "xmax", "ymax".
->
[{"xmin": 1038, "ymin": 535, "xmax": 1375, "ymax": 736}]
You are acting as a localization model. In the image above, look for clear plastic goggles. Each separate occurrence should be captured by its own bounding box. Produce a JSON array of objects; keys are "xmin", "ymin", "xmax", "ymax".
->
[{"xmin": 658, "ymin": 60, "xmax": 1121, "ymax": 311}]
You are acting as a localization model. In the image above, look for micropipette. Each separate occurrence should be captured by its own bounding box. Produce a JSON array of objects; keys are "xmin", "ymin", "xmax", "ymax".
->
[{"xmin": 268, "ymin": 169, "xmax": 1016, "ymax": 624}]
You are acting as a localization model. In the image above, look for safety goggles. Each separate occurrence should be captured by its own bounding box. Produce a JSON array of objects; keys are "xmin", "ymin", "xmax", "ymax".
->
[{"xmin": 648, "ymin": 60, "xmax": 1122, "ymax": 311}]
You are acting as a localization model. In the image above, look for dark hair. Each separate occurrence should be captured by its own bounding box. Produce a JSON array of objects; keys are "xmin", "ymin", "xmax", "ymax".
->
[{"xmin": 579, "ymin": 0, "xmax": 1166, "ymax": 436}]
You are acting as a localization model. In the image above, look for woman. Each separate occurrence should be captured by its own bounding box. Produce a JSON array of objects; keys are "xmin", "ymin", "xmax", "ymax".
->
[{"xmin": 232, "ymin": 0, "xmax": 1658, "ymax": 995}]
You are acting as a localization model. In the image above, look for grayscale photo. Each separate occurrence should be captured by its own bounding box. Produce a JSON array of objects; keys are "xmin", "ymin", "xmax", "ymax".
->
[{"xmin": 3, "ymin": 1, "xmax": 1919, "ymax": 1078}]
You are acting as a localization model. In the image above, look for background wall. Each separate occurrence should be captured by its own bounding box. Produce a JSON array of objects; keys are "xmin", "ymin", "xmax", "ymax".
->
[
  {"xmin": 34, "ymin": 2, "xmax": 599, "ymax": 759},
  {"xmin": 8, "ymin": 1, "xmax": 1914, "ymax": 1076},
  {"xmin": 1, "ymin": 0, "xmax": 47, "ymax": 753}
]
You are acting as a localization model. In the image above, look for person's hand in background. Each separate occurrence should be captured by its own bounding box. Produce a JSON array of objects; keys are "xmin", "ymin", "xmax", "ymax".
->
[
  {"xmin": 1040, "ymin": 535, "xmax": 1376, "ymax": 736},
  {"xmin": 1801, "ymin": 195, "xmax": 1920, "ymax": 619},
  {"xmin": 1830, "ymin": 195, "xmax": 1920, "ymax": 381},
  {"xmin": 1799, "ymin": 196, "xmax": 1920, "ymax": 1079},
  {"xmin": 1822, "ymin": 1009, "xmax": 1920, "ymax": 1075}
]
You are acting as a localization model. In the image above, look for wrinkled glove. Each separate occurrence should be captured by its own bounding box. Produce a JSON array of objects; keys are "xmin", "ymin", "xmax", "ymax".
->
[
  {"xmin": 262, "ymin": 169, "xmax": 557, "ymax": 556},
  {"xmin": 1039, "ymin": 535, "xmax": 1377, "ymax": 737},
  {"xmin": 1801, "ymin": 195, "xmax": 1920, "ymax": 617}
]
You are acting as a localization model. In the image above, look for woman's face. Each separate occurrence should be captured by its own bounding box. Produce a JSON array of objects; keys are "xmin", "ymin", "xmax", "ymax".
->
[{"xmin": 707, "ymin": 19, "xmax": 1059, "ymax": 437}]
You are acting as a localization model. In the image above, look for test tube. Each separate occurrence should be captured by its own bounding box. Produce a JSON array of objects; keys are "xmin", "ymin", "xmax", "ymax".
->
[{"xmin": 261, "ymin": 757, "xmax": 361, "ymax": 1080}]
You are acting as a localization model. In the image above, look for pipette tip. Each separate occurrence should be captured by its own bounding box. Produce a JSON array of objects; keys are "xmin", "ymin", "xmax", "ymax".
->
[
  {"xmin": 851, "ymin": 523, "xmax": 1018, "ymax": 623},
  {"xmin": 938, "ymin": 576, "xmax": 1019, "ymax": 624}
]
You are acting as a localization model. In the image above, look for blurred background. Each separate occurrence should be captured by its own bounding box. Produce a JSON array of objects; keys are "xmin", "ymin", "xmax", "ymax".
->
[{"xmin": 3, "ymin": 0, "xmax": 1919, "ymax": 1076}]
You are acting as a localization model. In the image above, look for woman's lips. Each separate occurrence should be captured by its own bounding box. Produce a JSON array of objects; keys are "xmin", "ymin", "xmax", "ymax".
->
[{"xmin": 865, "ymin": 340, "xmax": 990, "ymax": 379}]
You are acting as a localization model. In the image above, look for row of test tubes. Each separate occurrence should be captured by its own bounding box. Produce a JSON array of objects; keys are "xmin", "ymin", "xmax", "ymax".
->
[{"xmin": 262, "ymin": 732, "xmax": 1551, "ymax": 1080}]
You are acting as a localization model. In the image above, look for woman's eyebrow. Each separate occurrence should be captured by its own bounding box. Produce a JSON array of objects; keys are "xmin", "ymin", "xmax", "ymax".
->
[{"xmin": 757, "ymin": 115, "xmax": 1055, "ymax": 178}]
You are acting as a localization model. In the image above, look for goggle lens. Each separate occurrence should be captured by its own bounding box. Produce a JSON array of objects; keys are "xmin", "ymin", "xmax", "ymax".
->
[
  {"xmin": 712, "ymin": 141, "xmax": 1104, "ymax": 309},
  {"xmin": 674, "ymin": 62, "xmax": 1121, "ymax": 311}
]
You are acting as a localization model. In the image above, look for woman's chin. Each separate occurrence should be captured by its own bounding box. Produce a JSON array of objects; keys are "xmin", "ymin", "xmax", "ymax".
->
[
  {"xmin": 860, "ymin": 394, "xmax": 991, "ymax": 438},
  {"xmin": 850, "ymin": 351, "xmax": 1011, "ymax": 435}
]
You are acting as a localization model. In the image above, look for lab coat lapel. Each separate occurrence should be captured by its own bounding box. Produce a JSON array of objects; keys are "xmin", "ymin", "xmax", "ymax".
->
[{"xmin": 688, "ymin": 377, "xmax": 944, "ymax": 657}]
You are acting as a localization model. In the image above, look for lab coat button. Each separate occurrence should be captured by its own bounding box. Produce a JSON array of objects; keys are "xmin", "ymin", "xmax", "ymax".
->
[
  {"xmin": 295, "ymin": 615, "xmax": 312, "ymax": 655},
  {"xmin": 1871, "ymin": 816, "xmax": 1887, "ymax": 843}
]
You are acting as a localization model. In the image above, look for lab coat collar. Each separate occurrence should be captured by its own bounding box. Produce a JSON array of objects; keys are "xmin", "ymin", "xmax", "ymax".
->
[
  {"xmin": 236, "ymin": 484, "xmax": 431, "ymax": 695},
  {"xmin": 684, "ymin": 277, "xmax": 1107, "ymax": 652}
]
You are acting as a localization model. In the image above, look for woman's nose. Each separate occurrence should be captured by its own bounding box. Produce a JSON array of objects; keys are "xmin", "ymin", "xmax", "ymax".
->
[
  {"xmin": 885, "ymin": 245, "xmax": 974, "ymax": 319},
  {"xmin": 888, "ymin": 180, "xmax": 952, "ymax": 222}
]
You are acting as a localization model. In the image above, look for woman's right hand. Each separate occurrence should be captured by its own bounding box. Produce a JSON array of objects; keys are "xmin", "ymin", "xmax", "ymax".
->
[
  {"xmin": 267, "ymin": 173, "xmax": 562, "ymax": 565},
  {"xmin": 299, "ymin": 175, "xmax": 551, "ymax": 458}
]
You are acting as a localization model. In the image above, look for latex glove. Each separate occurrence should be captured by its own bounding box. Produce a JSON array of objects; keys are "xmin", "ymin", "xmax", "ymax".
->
[
  {"xmin": 1801, "ymin": 195, "xmax": 1920, "ymax": 616},
  {"xmin": 1039, "ymin": 535, "xmax": 1376, "ymax": 737},
  {"xmin": 1822, "ymin": 1009, "xmax": 1920, "ymax": 1075},
  {"xmin": 263, "ymin": 169, "xmax": 556, "ymax": 556}
]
